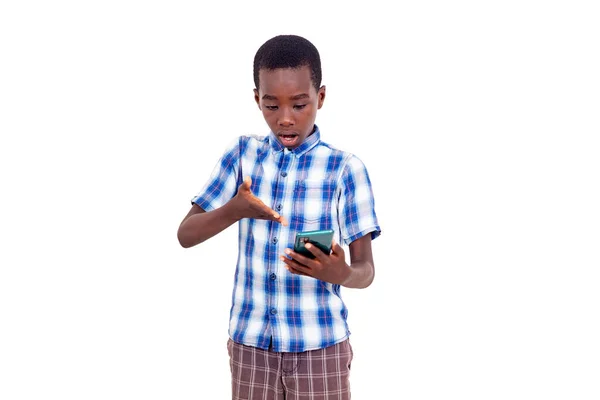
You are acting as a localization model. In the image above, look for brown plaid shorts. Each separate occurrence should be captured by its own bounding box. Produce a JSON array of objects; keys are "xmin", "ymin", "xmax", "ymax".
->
[{"xmin": 227, "ymin": 338, "xmax": 353, "ymax": 400}]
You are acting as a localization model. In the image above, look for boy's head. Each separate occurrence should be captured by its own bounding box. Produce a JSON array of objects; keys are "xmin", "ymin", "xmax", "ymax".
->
[{"xmin": 253, "ymin": 35, "xmax": 326, "ymax": 149}]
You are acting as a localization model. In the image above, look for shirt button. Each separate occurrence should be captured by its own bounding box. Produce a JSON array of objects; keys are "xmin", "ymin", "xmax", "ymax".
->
[
  {"xmin": 272, "ymin": 237, "xmax": 278, "ymax": 244},
  {"xmin": 270, "ymin": 273, "xmax": 277, "ymax": 280},
  {"xmin": 280, "ymin": 171, "xmax": 287, "ymax": 177},
  {"xmin": 270, "ymin": 308, "xmax": 277, "ymax": 315},
  {"xmin": 276, "ymin": 204, "xmax": 282, "ymax": 211}
]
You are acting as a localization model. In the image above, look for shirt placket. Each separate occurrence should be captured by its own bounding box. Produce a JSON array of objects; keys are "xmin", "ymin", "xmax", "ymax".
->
[{"xmin": 265, "ymin": 149, "xmax": 293, "ymax": 348}]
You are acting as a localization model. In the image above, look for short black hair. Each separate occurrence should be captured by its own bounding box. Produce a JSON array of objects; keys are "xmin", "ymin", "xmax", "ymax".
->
[{"xmin": 253, "ymin": 35, "xmax": 322, "ymax": 92}]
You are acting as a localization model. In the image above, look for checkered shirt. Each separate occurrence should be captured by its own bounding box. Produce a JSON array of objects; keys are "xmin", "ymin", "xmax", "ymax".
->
[{"xmin": 191, "ymin": 126, "xmax": 381, "ymax": 352}]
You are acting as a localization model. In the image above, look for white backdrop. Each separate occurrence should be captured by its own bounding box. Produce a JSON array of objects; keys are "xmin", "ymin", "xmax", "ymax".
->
[{"xmin": 1, "ymin": 1, "xmax": 599, "ymax": 399}]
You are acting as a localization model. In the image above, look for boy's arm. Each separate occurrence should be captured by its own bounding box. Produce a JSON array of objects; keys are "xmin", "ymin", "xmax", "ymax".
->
[
  {"xmin": 178, "ymin": 176, "xmax": 288, "ymax": 248},
  {"xmin": 177, "ymin": 203, "xmax": 238, "ymax": 248},
  {"xmin": 280, "ymin": 234, "xmax": 375, "ymax": 289},
  {"xmin": 344, "ymin": 234, "xmax": 375, "ymax": 288}
]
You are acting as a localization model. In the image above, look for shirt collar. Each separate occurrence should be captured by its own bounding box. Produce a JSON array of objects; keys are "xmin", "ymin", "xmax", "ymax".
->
[{"xmin": 269, "ymin": 125, "xmax": 321, "ymax": 157}]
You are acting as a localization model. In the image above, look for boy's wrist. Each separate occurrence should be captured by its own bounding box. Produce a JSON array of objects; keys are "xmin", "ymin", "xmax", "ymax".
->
[
  {"xmin": 340, "ymin": 263, "xmax": 353, "ymax": 287},
  {"xmin": 224, "ymin": 199, "xmax": 243, "ymax": 222},
  {"xmin": 340, "ymin": 261, "xmax": 374, "ymax": 289}
]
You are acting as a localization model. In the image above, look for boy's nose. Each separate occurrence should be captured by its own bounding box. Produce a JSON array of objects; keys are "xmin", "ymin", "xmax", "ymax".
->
[{"xmin": 278, "ymin": 109, "xmax": 294, "ymax": 127}]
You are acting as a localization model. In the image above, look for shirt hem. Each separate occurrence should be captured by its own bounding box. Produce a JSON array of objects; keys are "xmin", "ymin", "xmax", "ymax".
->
[
  {"xmin": 344, "ymin": 226, "xmax": 382, "ymax": 245},
  {"xmin": 229, "ymin": 332, "xmax": 352, "ymax": 353}
]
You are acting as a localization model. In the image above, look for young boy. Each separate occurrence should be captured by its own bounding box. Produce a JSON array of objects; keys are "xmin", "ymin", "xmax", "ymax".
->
[{"xmin": 178, "ymin": 35, "xmax": 381, "ymax": 399}]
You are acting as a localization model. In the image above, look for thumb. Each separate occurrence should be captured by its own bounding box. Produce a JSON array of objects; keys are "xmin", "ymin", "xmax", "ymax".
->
[
  {"xmin": 331, "ymin": 239, "xmax": 344, "ymax": 254},
  {"xmin": 242, "ymin": 176, "xmax": 252, "ymax": 190}
]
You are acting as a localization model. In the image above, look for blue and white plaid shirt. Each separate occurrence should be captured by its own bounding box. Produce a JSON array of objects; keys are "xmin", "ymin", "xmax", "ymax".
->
[{"xmin": 192, "ymin": 126, "xmax": 381, "ymax": 352}]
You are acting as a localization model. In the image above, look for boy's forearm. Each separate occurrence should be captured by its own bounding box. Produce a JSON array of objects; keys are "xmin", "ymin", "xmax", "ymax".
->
[
  {"xmin": 341, "ymin": 261, "xmax": 374, "ymax": 289},
  {"xmin": 177, "ymin": 202, "xmax": 240, "ymax": 248}
]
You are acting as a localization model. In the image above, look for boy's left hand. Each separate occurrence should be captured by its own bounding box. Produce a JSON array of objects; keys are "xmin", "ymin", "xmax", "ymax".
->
[{"xmin": 280, "ymin": 240, "xmax": 350, "ymax": 285}]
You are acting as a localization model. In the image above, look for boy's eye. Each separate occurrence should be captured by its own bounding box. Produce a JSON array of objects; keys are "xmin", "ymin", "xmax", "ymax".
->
[
  {"xmin": 265, "ymin": 105, "xmax": 278, "ymax": 110},
  {"xmin": 294, "ymin": 104, "xmax": 307, "ymax": 110}
]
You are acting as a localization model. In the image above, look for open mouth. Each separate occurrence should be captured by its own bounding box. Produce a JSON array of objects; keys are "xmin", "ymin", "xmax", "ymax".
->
[{"xmin": 278, "ymin": 133, "xmax": 299, "ymax": 146}]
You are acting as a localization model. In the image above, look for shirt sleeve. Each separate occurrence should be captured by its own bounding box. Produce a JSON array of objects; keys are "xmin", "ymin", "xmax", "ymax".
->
[
  {"xmin": 338, "ymin": 155, "xmax": 382, "ymax": 246},
  {"xmin": 191, "ymin": 137, "xmax": 241, "ymax": 212}
]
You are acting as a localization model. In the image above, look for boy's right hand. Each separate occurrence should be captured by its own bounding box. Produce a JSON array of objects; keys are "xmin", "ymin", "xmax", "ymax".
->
[{"xmin": 230, "ymin": 176, "xmax": 288, "ymax": 226}]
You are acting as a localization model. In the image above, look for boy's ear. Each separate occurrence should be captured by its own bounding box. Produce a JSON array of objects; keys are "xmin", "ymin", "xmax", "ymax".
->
[
  {"xmin": 254, "ymin": 89, "xmax": 261, "ymax": 110},
  {"xmin": 317, "ymin": 85, "xmax": 326, "ymax": 109}
]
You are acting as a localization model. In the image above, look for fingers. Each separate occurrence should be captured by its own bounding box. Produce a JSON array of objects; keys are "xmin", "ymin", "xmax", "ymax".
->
[
  {"xmin": 251, "ymin": 198, "xmax": 289, "ymax": 226},
  {"xmin": 283, "ymin": 248, "xmax": 314, "ymax": 267},
  {"xmin": 259, "ymin": 207, "xmax": 289, "ymax": 226},
  {"xmin": 288, "ymin": 267, "xmax": 311, "ymax": 277},
  {"xmin": 279, "ymin": 255, "xmax": 312, "ymax": 277},
  {"xmin": 258, "ymin": 209, "xmax": 289, "ymax": 226},
  {"xmin": 281, "ymin": 242, "xmax": 332, "ymax": 270},
  {"xmin": 255, "ymin": 207, "xmax": 288, "ymax": 226},
  {"xmin": 286, "ymin": 265, "xmax": 311, "ymax": 277},
  {"xmin": 304, "ymin": 242, "xmax": 328, "ymax": 261},
  {"xmin": 261, "ymin": 210, "xmax": 288, "ymax": 226},
  {"xmin": 239, "ymin": 176, "xmax": 290, "ymax": 225}
]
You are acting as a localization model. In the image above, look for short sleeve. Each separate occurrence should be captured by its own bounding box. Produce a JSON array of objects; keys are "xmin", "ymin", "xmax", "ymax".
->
[
  {"xmin": 338, "ymin": 155, "xmax": 381, "ymax": 246},
  {"xmin": 191, "ymin": 137, "xmax": 241, "ymax": 212}
]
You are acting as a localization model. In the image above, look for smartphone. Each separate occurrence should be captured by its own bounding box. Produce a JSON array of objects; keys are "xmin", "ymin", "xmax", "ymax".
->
[{"xmin": 294, "ymin": 229, "xmax": 334, "ymax": 259}]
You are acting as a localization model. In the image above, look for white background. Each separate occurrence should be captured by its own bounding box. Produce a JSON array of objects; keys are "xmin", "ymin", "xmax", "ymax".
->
[{"xmin": 1, "ymin": 1, "xmax": 599, "ymax": 399}]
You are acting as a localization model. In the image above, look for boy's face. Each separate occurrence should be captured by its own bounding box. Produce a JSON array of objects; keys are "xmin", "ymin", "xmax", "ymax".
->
[{"xmin": 254, "ymin": 65, "xmax": 326, "ymax": 149}]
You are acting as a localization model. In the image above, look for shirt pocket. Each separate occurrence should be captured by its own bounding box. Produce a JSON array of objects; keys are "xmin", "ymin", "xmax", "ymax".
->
[{"xmin": 291, "ymin": 179, "xmax": 337, "ymax": 231}]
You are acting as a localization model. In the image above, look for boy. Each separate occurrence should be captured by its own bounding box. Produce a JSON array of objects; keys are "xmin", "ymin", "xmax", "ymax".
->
[{"xmin": 178, "ymin": 35, "xmax": 381, "ymax": 399}]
